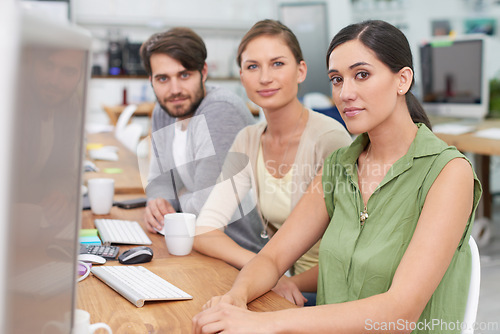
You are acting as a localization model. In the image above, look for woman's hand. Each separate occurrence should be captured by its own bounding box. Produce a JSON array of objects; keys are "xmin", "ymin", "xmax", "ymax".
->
[
  {"xmin": 192, "ymin": 302, "xmax": 275, "ymax": 334},
  {"xmin": 272, "ymin": 276, "xmax": 307, "ymax": 307}
]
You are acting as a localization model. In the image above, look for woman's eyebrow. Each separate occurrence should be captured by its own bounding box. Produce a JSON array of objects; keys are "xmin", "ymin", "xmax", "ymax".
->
[
  {"xmin": 244, "ymin": 56, "xmax": 287, "ymax": 63},
  {"xmin": 271, "ymin": 56, "xmax": 286, "ymax": 61},
  {"xmin": 328, "ymin": 61, "xmax": 372, "ymax": 74},
  {"xmin": 349, "ymin": 61, "xmax": 370, "ymax": 69}
]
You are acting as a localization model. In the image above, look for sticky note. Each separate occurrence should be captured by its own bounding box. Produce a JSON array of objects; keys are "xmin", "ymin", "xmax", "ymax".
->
[
  {"xmin": 80, "ymin": 229, "xmax": 99, "ymax": 237},
  {"xmin": 79, "ymin": 236, "xmax": 102, "ymax": 246},
  {"xmin": 86, "ymin": 143, "xmax": 104, "ymax": 150},
  {"xmin": 103, "ymin": 168, "xmax": 123, "ymax": 174}
]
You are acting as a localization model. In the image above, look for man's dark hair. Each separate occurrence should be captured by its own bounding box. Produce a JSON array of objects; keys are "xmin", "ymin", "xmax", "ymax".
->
[{"xmin": 140, "ymin": 27, "xmax": 207, "ymax": 75}]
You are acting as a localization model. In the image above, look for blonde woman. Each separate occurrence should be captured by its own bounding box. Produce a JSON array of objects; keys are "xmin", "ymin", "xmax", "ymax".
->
[{"xmin": 193, "ymin": 19, "xmax": 351, "ymax": 306}]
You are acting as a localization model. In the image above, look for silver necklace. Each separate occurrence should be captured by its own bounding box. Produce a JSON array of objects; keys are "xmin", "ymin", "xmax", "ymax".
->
[
  {"xmin": 359, "ymin": 143, "xmax": 371, "ymax": 225},
  {"xmin": 260, "ymin": 107, "xmax": 305, "ymax": 239}
]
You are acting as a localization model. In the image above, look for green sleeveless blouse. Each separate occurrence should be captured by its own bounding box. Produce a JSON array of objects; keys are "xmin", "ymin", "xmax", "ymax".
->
[{"xmin": 319, "ymin": 124, "xmax": 482, "ymax": 333}]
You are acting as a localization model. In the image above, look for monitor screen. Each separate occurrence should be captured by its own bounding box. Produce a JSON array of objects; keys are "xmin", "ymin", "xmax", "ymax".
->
[
  {"xmin": 0, "ymin": 6, "xmax": 91, "ymax": 333},
  {"xmin": 419, "ymin": 37, "xmax": 489, "ymax": 119}
]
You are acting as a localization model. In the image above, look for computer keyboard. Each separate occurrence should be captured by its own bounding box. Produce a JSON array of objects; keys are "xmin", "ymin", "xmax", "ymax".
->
[
  {"xmin": 91, "ymin": 266, "xmax": 192, "ymax": 307},
  {"xmin": 95, "ymin": 219, "xmax": 152, "ymax": 245}
]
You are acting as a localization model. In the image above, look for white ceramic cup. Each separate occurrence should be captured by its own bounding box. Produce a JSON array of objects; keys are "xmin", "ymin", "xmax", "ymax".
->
[
  {"xmin": 164, "ymin": 213, "xmax": 196, "ymax": 256},
  {"xmin": 72, "ymin": 309, "xmax": 112, "ymax": 334},
  {"xmin": 87, "ymin": 178, "xmax": 115, "ymax": 215}
]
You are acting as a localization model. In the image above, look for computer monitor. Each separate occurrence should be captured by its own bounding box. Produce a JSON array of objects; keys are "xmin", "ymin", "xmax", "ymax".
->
[
  {"xmin": 0, "ymin": 3, "xmax": 91, "ymax": 333},
  {"xmin": 419, "ymin": 35, "xmax": 489, "ymax": 120}
]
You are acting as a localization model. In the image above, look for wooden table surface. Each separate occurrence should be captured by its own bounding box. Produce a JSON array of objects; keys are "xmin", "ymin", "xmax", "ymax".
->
[
  {"xmin": 433, "ymin": 119, "xmax": 500, "ymax": 156},
  {"xmin": 77, "ymin": 202, "xmax": 296, "ymax": 333},
  {"xmin": 433, "ymin": 118, "xmax": 500, "ymax": 219},
  {"xmin": 85, "ymin": 132, "xmax": 146, "ymax": 195}
]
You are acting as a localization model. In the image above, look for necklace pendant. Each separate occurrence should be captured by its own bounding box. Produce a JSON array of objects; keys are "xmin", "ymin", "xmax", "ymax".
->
[
  {"xmin": 360, "ymin": 208, "xmax": 368, "ymax": 225},
  {"xmin": 260, "ymin": 230, "xmax": 269, "ymax": 239}
]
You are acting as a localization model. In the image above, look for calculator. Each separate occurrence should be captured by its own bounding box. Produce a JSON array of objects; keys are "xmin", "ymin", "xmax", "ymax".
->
[{"xmin": 80, "ymin": 244, "xmax": 120, "ymax": 259}]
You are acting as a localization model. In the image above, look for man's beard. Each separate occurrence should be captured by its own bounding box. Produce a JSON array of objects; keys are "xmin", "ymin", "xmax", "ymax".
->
[{"xmin": 157, "ymin": 78, "xmax": 205, "ymax": 119}]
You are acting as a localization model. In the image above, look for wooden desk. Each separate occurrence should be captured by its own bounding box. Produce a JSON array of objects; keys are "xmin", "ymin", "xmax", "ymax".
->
[
  {"xmin": 434, "ymin": 119, "xmax": 500, "ymax": 219},
  {"xmin": 77, "ymin": 205, "xmax": 296, "ymax": 333},
  {"xmin": 103, "ymin": 102, "xmax": 155, "ymax": 126},
  {"xmin": 85, "ymin": 132, "xmax": 145, "ymax": 195},
  {"xmin": 433, "ymin": 119, "xmax": 500, "ymax": 156}
]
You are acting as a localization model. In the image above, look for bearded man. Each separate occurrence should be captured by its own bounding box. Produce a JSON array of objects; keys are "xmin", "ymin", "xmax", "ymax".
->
[{"xmin": 140, "ymin": 27, "xmax": 255, "ymax": 235}]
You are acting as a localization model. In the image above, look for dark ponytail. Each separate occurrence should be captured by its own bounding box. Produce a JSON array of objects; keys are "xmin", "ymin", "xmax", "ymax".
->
[
  {"xmin": 406, "ymin": 92, "xmax": 431, "ymax": 130},
  {"xmin": 327, "ymin": 20, "xmax": 431, "ymax": 129}
]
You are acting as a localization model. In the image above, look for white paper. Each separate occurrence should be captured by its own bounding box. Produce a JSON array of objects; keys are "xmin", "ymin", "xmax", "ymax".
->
[
  {"xmin": 433, "ymin": 123, "xmax": 476, "ymax": 135},
  {"xmin": 474, "ymin": 128, "xmax": 500, "ymax": 140}
]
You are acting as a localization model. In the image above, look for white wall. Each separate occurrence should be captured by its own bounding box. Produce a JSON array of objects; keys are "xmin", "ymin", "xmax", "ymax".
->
[{"xmin": 77, "ymin": 0, "xmax": 500, "ymax": 78}]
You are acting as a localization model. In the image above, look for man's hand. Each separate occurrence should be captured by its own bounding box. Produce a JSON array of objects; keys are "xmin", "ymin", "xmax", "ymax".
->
[
  {"xmin": 143, "ymin": 198, "xmax": 176, "ymax": 232},
  {"xmin": 272, "ymin": 276, "xmax": 307, "ymax": 307}
]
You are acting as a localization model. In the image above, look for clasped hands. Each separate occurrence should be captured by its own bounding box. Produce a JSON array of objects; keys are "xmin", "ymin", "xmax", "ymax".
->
[
  {"xmin": 192, "ymin": 293, "xmax": 272, "ymax": 334},
  {"xmin": 192, "ymin": 276, "xmax": 305, "ymax": 333}
]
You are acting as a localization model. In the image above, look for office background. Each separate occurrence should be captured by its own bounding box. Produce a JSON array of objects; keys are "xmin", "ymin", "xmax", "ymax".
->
[
  {"xmin": 60, "ymin": 0, "xmax": 500, "ymax": 126},
  {"xmin": 22, "ymin": 0, "xmax": 500, "ymax": 332}
]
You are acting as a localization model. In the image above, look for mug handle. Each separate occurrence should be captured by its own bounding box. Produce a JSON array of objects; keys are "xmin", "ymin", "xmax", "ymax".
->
[{"xmin": 89, "ymin": 323, "xmax": 112, "ymax": 333}]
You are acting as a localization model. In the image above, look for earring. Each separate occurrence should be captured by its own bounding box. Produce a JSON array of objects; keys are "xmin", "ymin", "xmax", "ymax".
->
[{"xmin": 399, "ymin": 89, "xmax": 403, "ymax": 94}]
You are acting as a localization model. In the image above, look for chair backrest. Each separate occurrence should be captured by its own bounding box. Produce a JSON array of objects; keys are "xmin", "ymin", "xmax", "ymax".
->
[
  {"xmin": 115, "ymin": 104, "xmax": 142, "ymax": 153},
  {"xmin": 115, "ymin": 104, "xmax": 137, "ymax": 132},
  {"xmin": 116, "ymin": 123, "xmax": 143, "ymax": 153},
  {"xmin": 462, "ymin": 236, "xmax": 481, "ymax": 334},
  {"xmin": 303, "ymin": 92, "xmax": 333, "ymax": 109}
]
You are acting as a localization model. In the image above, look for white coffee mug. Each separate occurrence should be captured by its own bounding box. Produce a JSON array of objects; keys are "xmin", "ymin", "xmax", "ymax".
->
[
  {"xmin": 73, "ymin": 309, "xmax": 112, "ymax": 334},
  {"xmin": 87, "ymin": 178, "xmax": 115, "ymax": 215},
  {"xmin": 164, "ymin": 213, "xmax": 196, "ymax": 256}
]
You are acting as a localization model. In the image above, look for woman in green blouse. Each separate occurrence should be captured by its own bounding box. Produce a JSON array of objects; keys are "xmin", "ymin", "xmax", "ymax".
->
[{"xmin": 193, "ymin": 20, "xmax": 482, "ymax": 334}]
